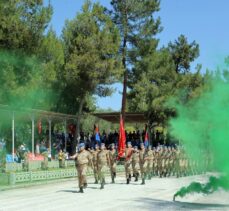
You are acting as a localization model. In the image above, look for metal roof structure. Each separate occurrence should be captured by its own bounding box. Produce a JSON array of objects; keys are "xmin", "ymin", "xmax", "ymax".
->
[
  {"xmin": 0, "ymin": 104, "xmax": 77, "ymax": 121},
  {"xmin": 92, "ymin": 112, "xmax": 148, "ymax": 123}
]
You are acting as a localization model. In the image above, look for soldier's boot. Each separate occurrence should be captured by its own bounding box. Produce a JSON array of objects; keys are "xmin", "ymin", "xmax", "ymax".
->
[
  {"xmin": 135, "ymin": 173, "xmax": 139, "ymax": 182},
  {"xmin": 111, "ymin": 174, "xmax": 115, "ymax": 184},
  {"xmin": 114, "ymin": 172, "xmax": 116, "ymax": 178},
  {"xmin": 129, "ymin": 174, "xmax": 131, "ymax": 181},
  {"xmin": 94, "ymin": 179, "xmax": 98, "ymax": 184},
  {"xmin": 100, "ymin": 179, "xmax": 105, "ymax": 189},
  {"xmin": 79, "ymin": 187, "xmax": 84, "ymax": 193},
  {"xmin": 126, "ymin": 178, "xmax": 130, "ymax": 184},
  {"xmin": 141, "ymin": 178, "xmax": 145, "ymax": 185},
  {"xmin": 83, "ymin": 183, "xmax": 87, "ymax": 189}
]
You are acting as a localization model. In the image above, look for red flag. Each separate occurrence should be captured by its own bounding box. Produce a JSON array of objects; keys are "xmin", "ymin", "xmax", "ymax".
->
[
  {"xmin": 37, "ymin": 119, "xmax": 42, "ymax": 134},
  {"xmin": 118, "ymin": 115, "xmax": 126, "ymax": 159}
]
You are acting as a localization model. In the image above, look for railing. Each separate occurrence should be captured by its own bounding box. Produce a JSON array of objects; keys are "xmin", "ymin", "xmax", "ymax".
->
[
  {"xmin": 4, "ymin": 160, "xmax": 76, "ymax": 172},
  {"xmin": 3, "ymin": 165, "xmax": 125, "ymax": 186}
]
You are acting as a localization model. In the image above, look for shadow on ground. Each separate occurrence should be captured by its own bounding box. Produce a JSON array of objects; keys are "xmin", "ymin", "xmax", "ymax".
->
[{"xmin": 133, "ymin": 198, "xmax": 229, "ymax": 210}]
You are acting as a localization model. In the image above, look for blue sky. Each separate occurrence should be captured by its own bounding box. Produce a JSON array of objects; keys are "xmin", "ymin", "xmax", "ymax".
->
[{"xmin": 45, "ymin": 0, "xmax": 229, "ymax": 111}]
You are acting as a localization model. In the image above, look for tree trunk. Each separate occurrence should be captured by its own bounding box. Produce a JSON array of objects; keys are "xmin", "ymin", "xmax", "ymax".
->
[
  {"xmin": 74, "ymin": 97, "xmax": 85, "ymax": 152},
  {"xmin": 121, "ymin": 3, "xmax": 128, "ymax": 124}
]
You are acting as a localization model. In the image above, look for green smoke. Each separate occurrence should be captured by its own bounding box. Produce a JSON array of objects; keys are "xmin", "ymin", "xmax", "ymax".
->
[
  {"xmin": 0, "ymin": 50, "xmax": 57, "ymax": 152},
  {"xmin": 169, "ymin": 72, "xmax": 229, "ymax": 200},
  {"xmin": 0, "ymin": 50, "xmax": 55, "ymax": 110},
  {"xmin": 173, "ymin": 176, "xmax": 229, "ymax": 200}
]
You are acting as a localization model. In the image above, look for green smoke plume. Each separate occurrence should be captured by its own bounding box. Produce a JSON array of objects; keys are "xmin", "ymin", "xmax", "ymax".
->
[
  {"xmin": 169, "ymin": 72, "xmax": 229, "ymax": 200},
  {"xmin": 173, "ymin": 176, "xmax": 229, "ymax": 201},
  {"xmin": 0, "ymin": 50, "xmax": 55, "ymax": 110},
  {"xmin": 0, "ymin": 50, "xmax": 57, "ymax": 152}
]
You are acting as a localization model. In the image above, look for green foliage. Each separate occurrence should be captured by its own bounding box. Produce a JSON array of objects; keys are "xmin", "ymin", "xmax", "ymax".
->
[
  {"xmin": 128, "ymin": 37, "xmax": 202, "ymax": 125},
  {"xmin": 0, "ymin": 0, "xmax": 52, "ymax": 53},
  {"xmin": 60, "ymin": 0, "xmax": 121, "ymax": 115},
  {"xmin": 168, "ymin": 34, "xmax": 199, "ymax": 74},
  {"xmin": 110, "ymin": 0, "xmax": 162, "ymax": 116}
]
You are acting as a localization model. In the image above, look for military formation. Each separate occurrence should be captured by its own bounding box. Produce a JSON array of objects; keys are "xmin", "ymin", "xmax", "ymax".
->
[{"xmin": 70, "ymin": 142, "xmax": 204, "ymax": 193}]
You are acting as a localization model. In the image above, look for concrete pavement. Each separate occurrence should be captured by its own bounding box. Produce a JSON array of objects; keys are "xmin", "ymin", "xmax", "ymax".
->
[{"xmin": 0, "ymin": 174, "xmax": 229, "ymax": 211}]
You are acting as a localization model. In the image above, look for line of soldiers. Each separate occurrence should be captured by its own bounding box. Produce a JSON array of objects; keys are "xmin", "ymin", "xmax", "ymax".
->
[
  {"xmin": 70, "ymin": 142, "xmax": 203, "ymax": 193},
  {"xmin": 70, "ymin": 143, "xmax": 117, "ymax": 193}
]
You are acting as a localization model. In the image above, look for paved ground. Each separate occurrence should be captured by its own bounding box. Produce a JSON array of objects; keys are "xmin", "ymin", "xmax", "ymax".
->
[{"xmin": 0, "ymin": 173, "xmax": 229, "ymax": 211}]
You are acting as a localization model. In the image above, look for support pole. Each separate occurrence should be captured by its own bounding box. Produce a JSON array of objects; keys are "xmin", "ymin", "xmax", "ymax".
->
[
  {"xmin": 32, "ymin": 115, "xmax": 35, "ymax": 155},
  {"xmin": 12, "ymin": 112, "xmax": 15, "ymax": 162},
  {"xmin": 64, "ymin": 119, "xmax": 67, "ymax": 152},
  {"xmin": 48, "ymin": 119, "xmax": 52, "ymax": 152}
]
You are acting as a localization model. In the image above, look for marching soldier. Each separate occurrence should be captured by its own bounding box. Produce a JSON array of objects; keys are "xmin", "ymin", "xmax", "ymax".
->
[
  {"xmin": 70, "ymin": 143, "xmax": 93, "ymax": 193},
  {"xmin": 132, "ymin": 146, "xmax": 140, "ymax": 182},
  {"xmin": 97, "ymin": 143, "xmax": 110, "ymax": 189},
  {"xmin": 139, "ymin": 142, "xmax": 147, "ymax": 185},
  {"xmin": 125, "ymin": 142, "xmax": 133, "ymax": 184},
  {"xmin": 109, "ymin": 143, "xmax": 117, "ymax": 183},
  {"xmin": 145, "ymin": 145, "xmax": 154, "ymax": 179},
  {"xmin": 91, "ymin": 144, "xmax": 100, "ymax": 184}
]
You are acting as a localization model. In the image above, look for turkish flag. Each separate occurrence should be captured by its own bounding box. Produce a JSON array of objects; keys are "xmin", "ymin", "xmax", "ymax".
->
[{"xmin": 118, "ymin": 115, "xmax": 126, "ymax": 159}]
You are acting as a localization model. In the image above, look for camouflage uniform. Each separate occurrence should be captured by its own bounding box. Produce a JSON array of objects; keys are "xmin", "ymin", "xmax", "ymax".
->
[
  {"xmin": 97, "ymin": 144, "xmax": 110, "ymax": 189},
  {"xmin": 91, "ymin": 146, "xmax": 100, "ymax": 184},
  {"xmin": 109, "ymin": 145, "xmax": 117, "ymax": 183},
  {"xmin": 131, "ymin": 146, "xmax": 140, "ymax": 181},
  {"xmin": 71, "ymin": 144, "xmax": 92, "ymax": 193},
  {"xmin": 145, "ymin": 146, "xmax": 154, "ymax": 179},
  {"xmin": 125, "ymin": 143, "xmax": 133, "ymax": 184},
  {"xmin": 153, "ymin": 149, "xmax": 159, "ymax": 176},
  {"xmin": 139, "ymin": 143, "xmax": 147, "ymax": 184}
]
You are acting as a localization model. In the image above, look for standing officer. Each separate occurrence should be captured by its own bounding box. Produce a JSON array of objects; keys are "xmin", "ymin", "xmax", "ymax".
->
[
  {"xmin": 97, "ymin": 143, "xmax": 110, "ymax": 189},
  {"xmin": 58, "ymin": 149, "xmax": 65, "ymax": 168},
  {"xmin": 70, "ymin": 143, "xmax": 93, "ymax": 193},
  {"xmin": 109, "ymin": 143, "xmax": 117, "ymax": 183}
]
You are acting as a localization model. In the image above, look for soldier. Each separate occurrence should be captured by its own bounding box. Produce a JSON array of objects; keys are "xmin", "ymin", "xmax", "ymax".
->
[
  {"xmin": 109, "ymin": 143, "xmax": 117, "ymax": 183},
  {"xmin": 23, "ymin": 151, "xmax": 29, "ymax": 171},
  {"xmin": 159, "ymin": 146, "xmax": 166, "ymax": 178},
  {"xmin": 139, "ymin": 142, "xmax": 147, "ymax": 185},
  {"xmin": 91, "ymin": 144, "xmax": 100, "ymax": 184},
  {"xmin": 145, "ymin": 145, "xmax": 154, "ymax": 179},
  {"xmin": 58, "ymin": 149, "xmax": 65, "ymax": 168},
  {"xmin": 157, "ymin": 146, "xmax": 163, "ymax": 178},
  {"xmin": 153, "ymin": 147, "xmax": 159, "ymax": 176},
  {"xmin": 70, "ymin": 143, "xmax": 93, "ymax": 193},
  {"xmin": 41, "ymin": 150, "xmax": 49, "ymax": 170},
  {"xmin": 125, "ymin": 142, "xmax": 133, "ymax": 184},
  {"xmin": 131, "ymin": 146, "xmax": 140, "ymax": 182},
  {"xmin": 97, "ymin": 143, "xmax": 110, "ymax": 189}
]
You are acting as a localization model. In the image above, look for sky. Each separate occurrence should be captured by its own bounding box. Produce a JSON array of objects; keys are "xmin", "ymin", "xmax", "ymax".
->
[{"xmin": 45, "ymin": 0, "xmax": 229, "ymax": 111}]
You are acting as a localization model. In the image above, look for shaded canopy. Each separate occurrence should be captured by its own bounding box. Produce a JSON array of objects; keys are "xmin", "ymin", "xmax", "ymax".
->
[
  {"xmin": 92, "ymin": 112, "xmax": 148, "ymax": 123},
  {"xmin": 0, "ymin": 104, "xmax": 77, "ymax": 121}
]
